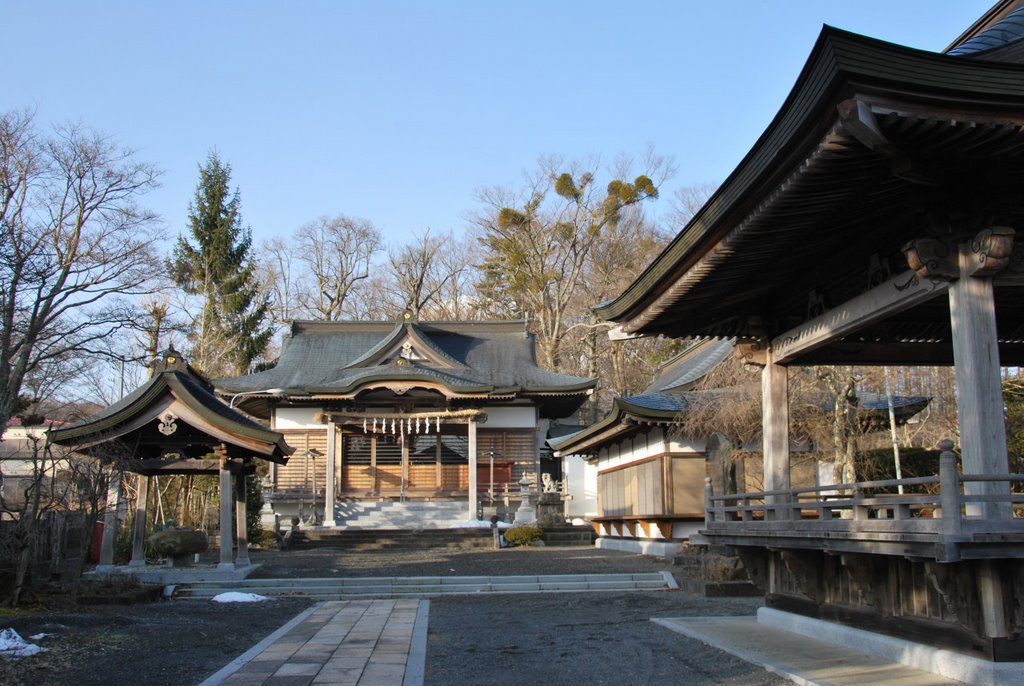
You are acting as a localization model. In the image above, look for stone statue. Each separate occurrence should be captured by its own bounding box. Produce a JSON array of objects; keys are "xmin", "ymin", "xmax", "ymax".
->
[{"xmin": 542, "ymin": 473, "xmax": 558, "ymax": 493}]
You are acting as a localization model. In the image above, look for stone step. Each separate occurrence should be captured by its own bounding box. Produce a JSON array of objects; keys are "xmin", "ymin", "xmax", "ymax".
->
[
  {"xmin": 286, "ymin": 528, "xmax": 494, "ymax": 550},
  {"xmin": 175, "ymin": 572, "xmax": 674, "ymax": 599}
]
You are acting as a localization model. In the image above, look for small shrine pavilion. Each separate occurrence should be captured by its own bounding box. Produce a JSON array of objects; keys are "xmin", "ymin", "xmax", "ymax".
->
[
  {"xmin": 49, "ymin": 349, "xmax": 292, "ymax": 574},
  {"xmin": 216, "ymin": 316, "xmax": 595, "ymax": 527},
  {"xmin": 596, "ymin": 1, "xmax": 1024, "ymax": 675}
]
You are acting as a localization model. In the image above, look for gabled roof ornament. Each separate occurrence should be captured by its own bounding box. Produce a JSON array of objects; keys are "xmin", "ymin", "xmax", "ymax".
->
[{"xmin": 154, "ymin": 346, "xmax": 186, "ymax": 373}]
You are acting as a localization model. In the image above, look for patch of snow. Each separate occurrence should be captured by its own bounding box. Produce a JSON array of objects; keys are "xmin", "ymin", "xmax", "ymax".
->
[
  {"xmin": 0, "ymin": 628, "xmax": 46, "ymax": 657},
  {"xmin": 211, "ymin": 592, "xmax": 269, "ymax": 603},
  {"xmin": 28, "ymin": 633, "xmax": 52, "ymax": 641},
  {"xmin": 571, "ymin": 518, "xmax": 589, "ymax": 527}
]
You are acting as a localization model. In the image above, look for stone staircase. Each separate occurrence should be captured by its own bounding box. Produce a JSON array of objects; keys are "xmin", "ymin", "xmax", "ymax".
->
[
  {"xmin": 286, "ymin": 528, "xmax": 494, "ymax": 550},
  {"xmin": 541, "ymin": 525, "xmax": 597, "ymax": 547},
  {"xmin": 333, "ymin": 500, "xmax": 470, "ymax": 529},
  {"xmin": 175, "ymin": 571, "xmax": 675, "ymax": 600}
]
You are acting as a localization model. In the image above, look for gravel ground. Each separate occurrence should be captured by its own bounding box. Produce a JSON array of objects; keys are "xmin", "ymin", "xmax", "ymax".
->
[
  {"xmin": 425, "ymin": 592, "xmax": 785, "ymax": 686},
  {"xmin": 0, "ymin": 547, "xmax": 783, "ymax": 686},
  {"xmin": 245, "ymin": 545, "xmax": 683, "ymax": 580},
  {"xmin": 0, "ymin": 596, "xmax": 314, "ymax": 686}
]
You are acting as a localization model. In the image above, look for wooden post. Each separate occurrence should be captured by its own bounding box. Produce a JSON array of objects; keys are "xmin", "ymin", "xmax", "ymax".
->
[
  {"xmin": 323, "ymin": 420, "xmax": 337, "ymax": 526},
  {"xmin": 218, "ymin": 454, "xmax": 234, "ymax": 570},
  {"xmin": 129, "ymin": 475, "xmax": 149, "ymax": 567},
  {"xmin": 468, "ymin": 418, "xmax": 478, "ymax": 520},
  {"xmin": 977, "ymin": 560, "xmax": 1009, "ymax": 639},
  {"xmin": 949, "ymin": 242, "xmax": 1012, "ymax": 519},
  {"xmin": 234, "ymin": 468, "xmax": 250, "ymax": 567},
  {"xmin": 939, "ymin": 441, "xmax": 962, "ymax": 536},
  {"xmin": 435, "ymin": 433, "xmax": 442, "ymax": 490},
  {"xmin": 97, "ymin": 473, "xmax": 122, "ymax": 570},
  {"xmin": 762, "ymin": 355, "xmax": 791, "ymax": 519}
]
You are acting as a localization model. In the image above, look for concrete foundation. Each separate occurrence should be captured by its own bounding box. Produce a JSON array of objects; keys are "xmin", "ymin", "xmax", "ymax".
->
[
  {"xmin": 595, "ymin": 537, "xmax": 682, "ymax": 560},
  {"xmin": 759, "ymin": 607, "xmax": 1024, "ymax": 686}
]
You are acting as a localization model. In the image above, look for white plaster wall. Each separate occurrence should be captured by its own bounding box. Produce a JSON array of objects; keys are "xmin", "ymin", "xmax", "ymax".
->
[
  {"xmin": 594, "ymin": 428, "xmax": 704, "ymax": 471},
  {"xmin": 564, "ymin": 455, "xmax": 598, "ymax": 518},
  {"xmin": 274, "ymin": 407, "xmax": 325, "ymax": 430},
  {"xmin": 599, "ymin": 428, "xmax": 665, "ymax": 470},
  {"xmin": 483, "ymin": 406, "xmax": 536, "ymax": 428},
  {"xmin": 669, "ymin": 435, "xmax": 706, "ymax": 453}
]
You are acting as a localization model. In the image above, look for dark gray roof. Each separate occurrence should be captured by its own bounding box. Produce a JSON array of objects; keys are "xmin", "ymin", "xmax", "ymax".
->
[
  {"xmin": 50, "ymin": 350, "xmax": 292, "ymax": 463},
  {"xmin": 218, "ymin": 319, "xmax": 595, "ymax": 406},
  {"xmin": 617, "ymin": 393, "xmax": 692, "ymax": 414},
  {"xmin": 948, "ymin": 6, "xmax": 1024, "ymax": 56},
  {"xmin": 646, "ymin": 339, "xmax": 735, "ymax": 393}
]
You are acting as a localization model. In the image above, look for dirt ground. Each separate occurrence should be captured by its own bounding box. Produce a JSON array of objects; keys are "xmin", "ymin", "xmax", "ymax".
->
[{"xmin": 0, "ymin": 547, "xmax": 784, "ymax": 686}]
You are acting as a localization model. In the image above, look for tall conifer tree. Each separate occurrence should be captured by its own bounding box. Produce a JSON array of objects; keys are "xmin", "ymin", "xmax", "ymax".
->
[{"xmin": 169, "ymin": 152, "xmax": 271, "ymax": 376}]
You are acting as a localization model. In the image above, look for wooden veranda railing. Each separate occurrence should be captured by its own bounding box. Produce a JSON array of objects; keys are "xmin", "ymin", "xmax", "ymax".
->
[{"xmin": 701, "ymin": 442, "xmax": 1024, "ymax": 561}]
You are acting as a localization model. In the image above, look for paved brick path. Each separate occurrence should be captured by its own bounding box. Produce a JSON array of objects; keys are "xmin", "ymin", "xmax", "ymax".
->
[{"xmin": 202, "ymin": 599, "xmax": 427, "ymax": 686}]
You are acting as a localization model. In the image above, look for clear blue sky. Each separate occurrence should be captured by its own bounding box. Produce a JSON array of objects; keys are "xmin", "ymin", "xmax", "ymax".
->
[{"xmin": 4, "ymin": 1, "xmax": 994, "ymax": 250}]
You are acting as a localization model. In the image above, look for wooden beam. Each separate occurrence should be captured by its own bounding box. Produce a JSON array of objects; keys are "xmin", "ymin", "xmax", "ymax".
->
[
  {"xmin": 322, "ymin": 408, "xmax": 487, "ymax": 425},
  {"xmin": 769, "ymin": 269, "xmax": 951, "ymax": 364},
  {"xmin": 126, "ymin": 458, "xmax": 253, "ymax": 475},
  {"xmin": 837, "ymin": 98, "xmax": 939, "ymax": 185},
  {"xmin": 794, "ymin": 342, "xmax": 954, "ymax": 366}
]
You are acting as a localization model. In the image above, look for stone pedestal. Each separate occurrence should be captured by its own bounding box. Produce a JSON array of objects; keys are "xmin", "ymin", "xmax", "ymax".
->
[{"xmin": 537, "ymin": 492, "xmax": 564, "ymax": 527}]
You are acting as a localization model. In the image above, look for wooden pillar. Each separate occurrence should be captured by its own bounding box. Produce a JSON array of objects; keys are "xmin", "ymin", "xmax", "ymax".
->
[
  {"xmin": 234, "ymin": 469, "xmax": 250, "ymax": 567},
  {"xmin": 762, "ymin": 355, "xmax": 791, "ymax": 520},
  {"xmin": 977, "ymin": 560, "xmax": 1009, "ymax": 639},
  {"xmin": 535, "ymin": 416, "xmax": 551, "ymax": 489},
  {"xmin": 129, "ymin": 475, "xmax": 149, "ymax": 567},
  {"xmin": 435, "ymin": 434, "xmax": 442, "ymax": 490},
  {"xmin": 468, "ymin": 418, "xmax": 478, "ymax": 520},
  {"xmin": 218, "ymin": 455, "xmax": 234, "ymax": 570},
  {"xmin": 323, "ymin": 419, "xmax": 337, "ymax": 526},
  {"xmin": 949, "ymin": 243, "xmax": 1011, "ymax": 519},
  {"xmin": 401, "ymin": 430, "xmax": 409, "ymax": 501},
  {"xmin": 97, "ymin": 472, "xmax": 122, "ymax": 570}
]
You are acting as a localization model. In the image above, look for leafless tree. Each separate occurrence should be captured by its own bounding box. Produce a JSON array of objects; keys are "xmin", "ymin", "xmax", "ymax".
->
[
  {"xmin": 473, "ymin": 151, "xmax": 674, "ymax": 371},
  {"xmin": 0, "ymin": 109, "xmax": 161, "ymax": 432},
  {"xmin": 294, "ymin": 214, "xmax": 382, "ymax": 320},
  {"xmin": 668, "ymin": 180, "xmax": 719, "ymax": 231},
  {"xmin": 0, "ymin": 429, "xmax": 124, "ymax": 606},
  {"xmin": 258, "ymin": 236, "xmax": 300, "ymax": 326},
  {"xmin": 385, "ymin": 229, "xmax": 478, "ymax": 319}
]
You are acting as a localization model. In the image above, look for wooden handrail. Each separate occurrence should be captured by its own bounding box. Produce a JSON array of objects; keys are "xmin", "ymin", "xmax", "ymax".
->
[{"xmin": 702, "ymin": 441, "xmax": 1022, "ymax": 536}]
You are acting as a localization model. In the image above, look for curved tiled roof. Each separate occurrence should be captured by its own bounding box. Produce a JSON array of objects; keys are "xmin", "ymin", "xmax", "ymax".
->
[
  {"xmin": 593, "ymin": 27, "xmax": 1024, "ymax": 358},
  {"xmin": 948, "ymin": 6, "xmax": 1024, "ymax": 56},
  {"xmin": 49, "ymin": 351, "xmax": 292, "ymax": 463},
  {"xmin": 646, "ymin": 339, "xmax": 735, "ymax": 393},
  {"xmin": 217, "ymin": 319, "xmax": 595, "ymax": 417}
]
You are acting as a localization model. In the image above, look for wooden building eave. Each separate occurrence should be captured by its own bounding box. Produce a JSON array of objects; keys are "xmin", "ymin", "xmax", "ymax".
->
[{"xmin": 595, "ymin": 27, "xmax": 1024, "ymax": 354}]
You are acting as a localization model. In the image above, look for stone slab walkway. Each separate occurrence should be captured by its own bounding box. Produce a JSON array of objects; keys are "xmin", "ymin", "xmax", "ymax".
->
[{"xmin": 200, "ymin": 599, "xmax": 428, "ymax": 686}]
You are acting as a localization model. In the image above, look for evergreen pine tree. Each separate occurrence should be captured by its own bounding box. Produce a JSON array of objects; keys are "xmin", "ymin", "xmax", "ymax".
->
[{"xmin": 169, "ymin": 152, "xmax": 272, "ymax": 376}]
